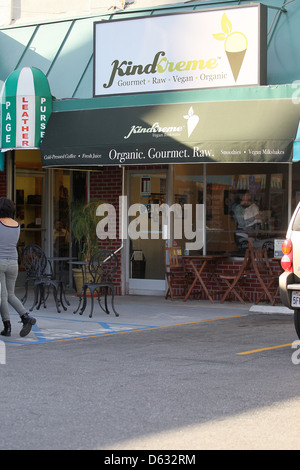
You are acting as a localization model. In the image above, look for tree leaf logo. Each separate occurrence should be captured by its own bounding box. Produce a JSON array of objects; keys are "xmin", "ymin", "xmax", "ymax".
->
[
  {"xmin": 213, "ymin": 13, "xmax": 248, "ymax": 82},
  {"xmin": 213, "ymin": 13, "xmax": 232, "ymax": 40}
]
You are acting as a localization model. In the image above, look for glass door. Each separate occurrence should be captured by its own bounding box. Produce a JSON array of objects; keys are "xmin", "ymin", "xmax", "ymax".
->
[{"xmin": 128, "ymin": 171, "xmax": 168, "ymax": 295}]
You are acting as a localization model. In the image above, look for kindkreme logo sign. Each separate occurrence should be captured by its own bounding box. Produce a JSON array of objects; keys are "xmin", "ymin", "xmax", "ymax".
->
[{"xmin": 94, "ymin": 4, "xmax": 266, "ymax": 96}]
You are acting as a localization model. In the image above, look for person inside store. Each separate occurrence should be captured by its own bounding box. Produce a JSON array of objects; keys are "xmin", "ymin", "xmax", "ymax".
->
[
  {"xmin": 233, "ymin": 191, "xmax": 262, "ymax": 229},
  {"xmin": 233, "ymin": 191, "xmax": 250, "ymax": 230},
  {"xmin": 233, "ymin": 190, "xmax": 262, "ymax": 251},
  {"xmin": 0, "ymin": 197, "xmax": 36, "ymax": 337},
  {"xmin": 58, "ymin": 185, "xmax": 69, "ymax": 227},
  {"xmin": 53, "ymin": 219, "xmax": 70, "ymax": 256}
]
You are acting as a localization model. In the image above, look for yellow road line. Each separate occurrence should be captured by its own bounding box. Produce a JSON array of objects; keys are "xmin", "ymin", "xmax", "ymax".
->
[
  {"xmin": 237, "ymin": 343, "xmax": 293, "ymax": 355},
  {"xmin": 154, "ymin": 314, "xmax": 248, "ymax": 329}
]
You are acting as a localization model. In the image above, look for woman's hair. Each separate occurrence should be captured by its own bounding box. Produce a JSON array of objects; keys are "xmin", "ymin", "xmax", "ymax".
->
[{"xmin": 0, "ymin": 198, "xmax": 15, "ymax": 218}]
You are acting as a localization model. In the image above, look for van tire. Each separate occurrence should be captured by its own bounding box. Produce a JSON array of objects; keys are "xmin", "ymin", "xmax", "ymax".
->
[{"xmin": 294, "ymin": 310, "xmax": 300, "ymax": 339}]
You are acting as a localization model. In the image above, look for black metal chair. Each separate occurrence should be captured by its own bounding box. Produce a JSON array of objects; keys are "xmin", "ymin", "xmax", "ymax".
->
[
  {"xmin": 21, "ymin": 244, "xmax": 48, "ymax": 305},
  {"xmin": 21, "ymin": 244, "xmax": 67, "ymax": 313},
  {"xmin": 77, "ymin": 250, "xmax": 119, "ymax": 318}
]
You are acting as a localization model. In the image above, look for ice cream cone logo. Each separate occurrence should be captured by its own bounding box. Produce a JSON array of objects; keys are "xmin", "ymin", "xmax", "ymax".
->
[
  {"xmin": 184, "ymin": 106, "xmax": 199, "ymax": 137},
  {"xmin": 213, "ymin": 13, "xmax": 248, "ymax": 82}
]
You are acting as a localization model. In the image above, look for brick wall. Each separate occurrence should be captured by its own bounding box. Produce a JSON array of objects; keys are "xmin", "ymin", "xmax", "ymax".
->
[
  {"xmin": 90, "ymin": 167, "xmax": 123, "ymax": 294},
  {"xmin": 178, "ymin": 257, "xmax": 282, "ymax": 304}
]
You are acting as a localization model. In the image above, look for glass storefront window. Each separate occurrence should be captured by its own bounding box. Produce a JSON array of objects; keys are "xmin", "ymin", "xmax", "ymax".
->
[
  {"xmin": 174, "ymin": 163, "xmax": 289, "ymax": 256},
  {"xmin": 292, "ymin": 162, "xmax": 300, "ymax": 212},
  {"xmin": 173, "ymin": 164, "xmax": 204, "ymax": 253},
  {"xmin": 52, "ymin": 170, "xmax": 87, "ymax": 286},
  {"xmin": 53, "ymin": 171, "xmax": 71, "ymax": 258}
]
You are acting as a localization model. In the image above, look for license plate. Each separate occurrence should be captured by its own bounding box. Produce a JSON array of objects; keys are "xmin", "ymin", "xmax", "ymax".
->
[{"xmin": 291, "ymin": 291, "xmax": 300, "ymax": 307}]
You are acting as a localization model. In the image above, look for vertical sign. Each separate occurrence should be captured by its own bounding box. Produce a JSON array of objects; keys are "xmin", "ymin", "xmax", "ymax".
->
[{"xmin": 1, "ymin": 67, "xmax": 52, "ymax": 149}]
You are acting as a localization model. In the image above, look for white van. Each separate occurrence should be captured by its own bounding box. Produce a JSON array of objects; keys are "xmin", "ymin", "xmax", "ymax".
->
[{"xmin": 279, "ymin": 201, "xmax": 300, "ymax": 338}]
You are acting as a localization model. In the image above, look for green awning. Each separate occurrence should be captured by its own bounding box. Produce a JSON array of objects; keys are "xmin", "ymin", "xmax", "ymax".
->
[
  {"xmin": 40, "ymin": 98, "xmax": 300, "ymax": 167},
  {"xmin": 1, "ymin": 67, "xmax": 52, "ymax": 150}
]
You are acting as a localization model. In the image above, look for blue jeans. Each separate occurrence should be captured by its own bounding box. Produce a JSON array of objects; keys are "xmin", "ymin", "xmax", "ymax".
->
[{"xmin": 0, "ymin": 259, "xmax": 27, "ymax": 323}]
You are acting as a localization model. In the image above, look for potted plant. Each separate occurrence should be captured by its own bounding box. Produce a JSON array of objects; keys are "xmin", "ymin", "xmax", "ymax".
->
[{"xmin": 71, "ymin": 199, "xmax": 103, "ymax": 292}]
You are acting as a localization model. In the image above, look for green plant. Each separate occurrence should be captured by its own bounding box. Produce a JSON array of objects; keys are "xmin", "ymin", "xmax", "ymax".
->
[{"xmin": 71, "ymin": 200, "xmax": 103, "ymax": 261}]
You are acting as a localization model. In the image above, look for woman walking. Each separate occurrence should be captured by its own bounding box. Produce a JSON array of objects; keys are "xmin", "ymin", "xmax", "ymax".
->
[{"xmin": 0, "ymin": 198, "xmax": 36, "ymax": 337}]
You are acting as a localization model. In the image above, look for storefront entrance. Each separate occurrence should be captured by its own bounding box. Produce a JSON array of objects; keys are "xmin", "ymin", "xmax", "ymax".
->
[{"xmin": 128, "ymin": 171, "xmax": 168, "ymax": 295}]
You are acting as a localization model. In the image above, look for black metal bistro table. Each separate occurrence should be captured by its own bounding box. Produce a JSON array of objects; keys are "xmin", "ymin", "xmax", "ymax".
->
[{"xmin": 48, "ymin": 256, "xmax": 76, "ymax": 308}]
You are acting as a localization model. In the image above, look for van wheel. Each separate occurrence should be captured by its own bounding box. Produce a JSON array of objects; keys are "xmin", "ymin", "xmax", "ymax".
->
[{"xmin": 294, "ymin": 311, "xmax": 300, "ymax": 339}]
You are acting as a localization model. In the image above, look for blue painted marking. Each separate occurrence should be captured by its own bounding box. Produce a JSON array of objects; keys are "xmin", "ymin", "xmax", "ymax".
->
[
  {"xmin": 98, "ymin": 322, "xmax": 114, "ymax": 330},
  {"xmin": 31, "ymin": 324, "xmax": 48, "ymax": 343},
  {"xmin": 1, "ymin": 314, "xmax": 157, "ymax": 345}
]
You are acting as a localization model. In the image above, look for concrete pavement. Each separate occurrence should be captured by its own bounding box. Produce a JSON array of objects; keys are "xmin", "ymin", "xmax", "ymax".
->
[
  {"xmin": 2, "ymin": 287, "xmax": 292, "ymax": 346},
  {"xmin": 0, "ymin": 287, "xmax": 298, "ymax": 450}
]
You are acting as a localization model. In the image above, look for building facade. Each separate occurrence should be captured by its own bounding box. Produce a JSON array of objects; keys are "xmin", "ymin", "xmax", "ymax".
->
[{"xmin": 1, "ymin": 0, "xmax": 300, "ymax": 299}]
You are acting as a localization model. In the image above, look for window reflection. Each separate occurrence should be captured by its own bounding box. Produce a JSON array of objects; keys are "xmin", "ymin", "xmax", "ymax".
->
[
  {"xmin": 174, "ymin": 163, "xmax": 290, "ymax": 256},
  {"xmin": 53, "ymin": 173, "xmax": 70, "ymax": 258},
  {"xmin": 173, "ymin": 164, "xmax": 204, "ymax": 253}
]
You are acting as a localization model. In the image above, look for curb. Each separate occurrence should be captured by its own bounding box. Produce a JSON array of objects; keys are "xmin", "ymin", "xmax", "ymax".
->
[{"xmin": 249, "ymin": 304, "xmax": 293, "ymax": 315}]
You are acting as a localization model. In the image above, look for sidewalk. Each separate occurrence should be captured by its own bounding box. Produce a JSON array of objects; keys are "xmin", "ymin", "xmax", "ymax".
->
[{"xmin": 3, "ymin": 287, "xmax": 292, "ymax": 345}]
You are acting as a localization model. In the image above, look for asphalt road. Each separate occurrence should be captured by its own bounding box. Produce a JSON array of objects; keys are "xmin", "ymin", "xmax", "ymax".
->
[{"xmin": 1, "ymin": 309, "xmax": 300, "ymax": 451}]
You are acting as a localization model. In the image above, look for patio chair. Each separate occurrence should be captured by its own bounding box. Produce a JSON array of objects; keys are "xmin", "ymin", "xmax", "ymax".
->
[
  {"xmin": 21, "ymin": 244, "xmax": 67, "ymax": 313},
  {"xmin": 21, "ymin": 244, "xmax": 48, "ymax": 305},
  {"xmin": 250, "ymin": 246, "xmax": 278, "ymax": 305},
  {"xmin": 164, "ymin": 247, "xmax": 191, "ymax": 300},
  {"xmin": 219, "ymin": 248, "xmax": 252, "ymax": 303},
  {"xmin": 78, "ymin": 249, "xmax": 119, "ymax": 318}
]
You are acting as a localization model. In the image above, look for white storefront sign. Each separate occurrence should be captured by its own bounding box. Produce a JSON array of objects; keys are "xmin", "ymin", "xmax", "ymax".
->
[{"xmin": 94, "ymin": 4, "xmax": 267, "ymax": 96}]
